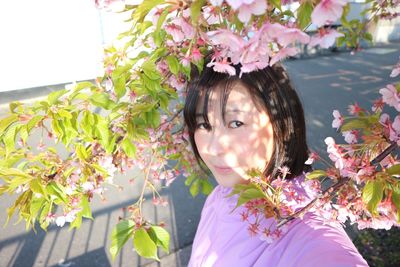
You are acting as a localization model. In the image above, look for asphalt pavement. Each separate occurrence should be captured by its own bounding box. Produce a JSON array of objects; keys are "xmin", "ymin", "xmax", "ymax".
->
[{"xmin": 0, "ymin": 41, "xmax": 399, "ymax": 267}]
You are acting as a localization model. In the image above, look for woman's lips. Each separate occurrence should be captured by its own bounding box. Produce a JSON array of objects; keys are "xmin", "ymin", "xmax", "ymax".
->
[{"xmin": 213, "ymin": 165, "xmax": 234, "ymax": 174}]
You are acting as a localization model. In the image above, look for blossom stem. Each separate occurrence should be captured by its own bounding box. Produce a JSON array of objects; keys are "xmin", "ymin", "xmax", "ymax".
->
[{"xmin": 137, "ymin": 150, "xmax": 155, "ymax": 218}]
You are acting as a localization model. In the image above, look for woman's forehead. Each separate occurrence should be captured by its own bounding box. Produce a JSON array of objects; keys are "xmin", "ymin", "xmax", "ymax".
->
[{"xmin": 196, "ymin": 81, "xmax": 253, "ymax": 111}]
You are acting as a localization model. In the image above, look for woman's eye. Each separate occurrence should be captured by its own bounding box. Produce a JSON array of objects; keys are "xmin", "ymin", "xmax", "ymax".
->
[
  {"xmin": 229, "ymin": 120, "xmax": 244, "ymax": 128},
  {"xmin": 196, "ymin": 122, "xmax": 209, "ymax": 130}
]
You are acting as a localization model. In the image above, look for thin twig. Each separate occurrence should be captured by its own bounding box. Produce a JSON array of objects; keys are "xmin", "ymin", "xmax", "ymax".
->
[{"xmin": 277, "ymin": 141, "xmax": 398, "ymax": 228}]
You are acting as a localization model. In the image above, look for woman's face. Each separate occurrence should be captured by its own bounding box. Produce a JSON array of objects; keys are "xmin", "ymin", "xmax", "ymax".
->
[{"xmin": 194, "ymin": 81, "xmax": 274, "ymax": 188}]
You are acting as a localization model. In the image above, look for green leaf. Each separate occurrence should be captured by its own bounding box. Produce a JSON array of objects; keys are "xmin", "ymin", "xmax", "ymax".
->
[
  {"xmin": 6, "ymin": 190, "xmax": 32, "ymax": 226},
  {"xmin": 9, "ymin": 101, "xmax": 23, "ymax": 113},
  {"xmin": 241, "ymin": 188, "xmax": 265, "ymax": 200},
  {"xmin": 39, "ymin": 201, "xmax": 51, "ymax": 230},
  {"xmin": 2, "ymin": 123, "xmax": 19, "ymax": 157},
  {"xmin": 386, "ymin": 164, "xmax": 400, "ymax": 176},
  {"xmin": 306, "ymin": 170, "xmax": 327, "ymax": 180},
  {"xmin": 341, "ymin": 118, "xmax": 370, "ymax": 131},
  {"xmin": 121, "ymin": 138, "xmax": 137, "ymax": 158},
  {"xmin": 200, "ymin": 178, "xmax": 214, "ymax": 195},
  {"xmin": 112, "ymin": 65, "xmax": 131, "ymax": 99},
  {"xmin": 46, "ymin": 182, "xmax": 67, "ymax": 203},
  {"xmin": 81, "ymin": 110, "xmax": 94, "ymax": 136},
  {"xmin": 149, "ymin": 226, "xmax": 170, "ymax": 252},
  {"xmin": 156, "ymin": 7, "xmax": 169, "ymax": 30},
  {"xmin": 189, "ymin": 178, "xmax": 200, "ymax": 197},
  {"xmin": 166, "ymin": 55, "xmax": 180, "ymax": 76},
  {"xmin": 364, "ymin": 32, "xmax": 373, "ymax": 43},
  {"xmin": 233, "ymin": 186, "xmax": 265, "ymax": 208},
  {"xmin": 48, "ymin": 89, "xmax": 67, "ymax": 105},
  {"xmin": 391, "ymin": 189, "xmax": 400, "ymax": 223},
  {"xmin": 94, "ymin": 114, "xmax": 112, "ymax": 153},
  {"xmin": 362, "ymin": 180, "xmax": 384, "ymax": 215},
  {"xmin": 76, "ymin": 144, "xmax": 89, "ymax": 162},
  {"xmin": 0, "ymin": 167, "xmax": 33, "ymax": 187},
  {"xmin": 145, "ymin": 109, "xmax": 160, "ymax": 128},
  {"xmin": 30, "ymin": 179, "xmax": 47, "ymax": 199},
  {"xmin": 0, "ymin": 114, "xmax": 18, "ymax": 135},
  {"xmin": 184, "ymin": 173, "xmax": 196, "ymax": 186},
  {"xmin": 191, "ymin": 0, "xmax": 206, "ymax": 25},
  {"xmin": 110, "ymin": 220, "xmax": 135, "ymax": 260},
  {"xmin": 132, "ymin": 0, "xmax": 164, "ymax": 23},
  {"xmin": 30, "ymin": 196, "xmax": 45, "ymax": 218},
  {"xmin": 269, "ymin": 0, "xmax": 281, "ymax": 11},
  {"xmin": 70, "ymin": 213, "xmax": 82, "ymax": 229},
  {"xmin": 57, "ymin": 109, "xmax": 72, "ymax": 119},
  {"xmin": 142, "ymin": 61, "xmax": 161, "ymax": 80},
  {"xmin": 81, "ymin": 195, "xmax": 93, "ymax": 219},
  {"xmin": 297, "ymin": 1, "xmax": 313, "ymax": 30},
  {"xmin": 133, "ymin": 228, "xmax": 159, "ymax": 261},
  {"xmin": 90, "ymin": 93, "xmax": 114, "ymax": 110},
  {"xmin": 19, "ymin": 125, "xmax": 28, "ymax": 144}
]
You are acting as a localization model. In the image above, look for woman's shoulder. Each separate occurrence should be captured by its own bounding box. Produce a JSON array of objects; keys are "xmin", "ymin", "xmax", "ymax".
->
[{"xmin": 268, "ymin": 212, "xmax": 369, "ymax": 266}]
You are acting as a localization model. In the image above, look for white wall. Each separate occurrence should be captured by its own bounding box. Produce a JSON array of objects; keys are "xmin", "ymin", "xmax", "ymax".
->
[{"xmin": 0, "ymin": 0, "xmax": 128, "ymax": 92}]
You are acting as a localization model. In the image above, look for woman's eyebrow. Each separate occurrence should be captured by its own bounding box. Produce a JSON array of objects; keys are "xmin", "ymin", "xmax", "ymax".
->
[{"xmin": 226, "ymin": 109, "xmax": 245, "ymax": 113}]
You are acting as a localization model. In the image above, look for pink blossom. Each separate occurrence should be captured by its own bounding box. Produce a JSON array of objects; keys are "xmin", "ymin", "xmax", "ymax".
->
[
  {"xmin": 46, "ymin": 213, "xmax": 56, "ymax": 223},
  {"xmin": 311, "ymin": 0, "xmax": 348, "ymax": 27},
  {"xmin": 342, "ymin": 130, "xmax": 358, "ymax": 144},
  {"xmin": 325, "ymin": 137, "xmax": 345, "ymax": 169},
  {"xmin": 309, "ymin": 28, "xmax": 344, "ymax": 48},
  {"xmin": 269, "ymin": 47, "xmax": 299, "ymax": 66},
  {"xmin": 191, "ymin": 47, "xmax": 202, "ymax": 62},
  {"xmin": 171, "ymin": 17, "xmax": 194, "ymax": 39},
  {"xmin": 207, "ymin": 29, "xmax": 244, "ymax": 52},
  {"xmin": 168, "ymin": 75, "xmax": 186, "ymax": 92},
  {"xmin": 82, "ymin": 181, "xmax": 95, "ymax": 192},
  {"xmin": 37, "ymin": 140, "xmax": 46, "ymax": 151},
  {"xmin": 390, "ymin": 57, "xmax": 400, "ymax": 77},
  {"xmin": 332, "ymin": 110, "xmax": 343, "ymax": 129},
  {"xmin": 165, "ymin": 24, "xmax": 185, "ymax": 43},
  {"xmin": 372, "ymin": 97, "xmax": 385, "ymax": 112},
  {"xmin": 305, "ymin": 151, "xmax": 320, "ymax": 165},
  {"xmin": 347, "ymin": 102, "xmax": 363, "ymax": 115},
  {"xmin": 56, "ymin": 216, "xmax": 66, "ymax": 227},
  {"xmin": 202, "ymin": 6, "xmax": 220, "ymax": 25},
  {"xmin": 389, "ymin": 115, "xmax": 400, "ymax": 143},
  {"xmin": 379, "ymin": 84, "xmax": 400, "ymax": 111},
  {"xmin": 247, "ymin": 222, "xmax": 260, "ymax": 236},
  {"xmin": 235, "ymin": 0, "xmax": 268, "ymax": 23},
  {"xmin": 278, "ymin": 166, "xmax": 291, "ymax": 178},
  {"xmin": 277, "ymin": 27, "xmax": 310, "ymax": 47},
  {"xmin": 180, "ymin": 57, "xmax": 191, "ymax": 67},
  {"xmin": 207, "ymin": 59, "xmax": 237, "ymax": 76}
]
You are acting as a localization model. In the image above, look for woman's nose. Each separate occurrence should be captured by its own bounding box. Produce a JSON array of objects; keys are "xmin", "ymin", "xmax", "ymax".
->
[{"xmin": 206, "ymin": 128, "xmax": 228, "ymax": 156}]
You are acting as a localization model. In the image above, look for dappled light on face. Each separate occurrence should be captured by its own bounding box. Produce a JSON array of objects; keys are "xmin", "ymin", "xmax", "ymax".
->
[{"xmin": 194, "ymin": 81, "xmax": 275, "ymax": 186}]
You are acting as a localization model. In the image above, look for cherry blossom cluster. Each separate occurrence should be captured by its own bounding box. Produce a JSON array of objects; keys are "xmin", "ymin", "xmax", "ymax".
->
[{"xmin": 323, "ymin": 62, "xmax": 400, "ymax": 230}]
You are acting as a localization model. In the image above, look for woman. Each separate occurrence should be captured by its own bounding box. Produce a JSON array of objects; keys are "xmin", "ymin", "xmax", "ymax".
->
[{"xmin": 183, "ymin": 58, "xmax": 369, "ymax": 266}]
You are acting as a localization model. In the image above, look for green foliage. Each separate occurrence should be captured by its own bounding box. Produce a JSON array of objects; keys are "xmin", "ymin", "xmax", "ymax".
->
[
  {"xmin": 362, "ymin": 180, "xmax": 385, "ymax": 215},
  {"xmin": 110, "ymin": 220, "xmax": 135, "ymax": 260},
  {"xmin": 191, "ymin": 0, "xmax": 206, "ymax": 25},
  {"xmin": 306, "ymin": 170, "xmax": 327, "ymax": 180},
  {"xmin": 134, "ymin": 227, "xmax": 159, "ymax": 261},
  {"xmin": 297, "ymin": 1, "xmax": 313, "ymax": 30}
]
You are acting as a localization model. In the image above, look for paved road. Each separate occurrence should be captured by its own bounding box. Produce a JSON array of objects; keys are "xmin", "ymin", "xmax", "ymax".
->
[{"xmin": 0, "ymin": 42, "xmax": 399, "ymax": 267}]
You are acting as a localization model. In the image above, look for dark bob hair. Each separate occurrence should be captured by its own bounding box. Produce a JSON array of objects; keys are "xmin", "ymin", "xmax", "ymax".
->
[{"xmin": 183, "ymin": 56, "xmax": 310, "ymax": 180}]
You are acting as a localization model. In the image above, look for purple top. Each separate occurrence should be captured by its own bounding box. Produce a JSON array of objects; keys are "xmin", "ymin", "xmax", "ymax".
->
[{"xmin": 188, "ymin": 175, "xmax": 369, "ymax": 267}]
